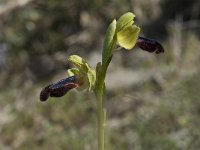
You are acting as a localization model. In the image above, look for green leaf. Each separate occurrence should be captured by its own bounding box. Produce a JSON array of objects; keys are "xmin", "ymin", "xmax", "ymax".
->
[
  {"xmin": 94, "ymin": 62, "xmax": 102, "ymax": 95},
  {"xmin": 68, "ymin": 55, "xmax": 90, "ymax": 73},
  {"xmin": 116, "ymin": 12, "xmax": 135, "ymax": 32},
  {"xmin": 87, "ymin": 68, "xmax": 96, "ymax": 91},
  {"xmin": 117, "ymin": 25, "xmax": 140, "ymax": 49},
  {"xmin": 95, "ymin": 62, "xmax": 101, "ymax": 82},
  {"xmin": 102, "ymin": 19, "xmax": 116, "ymax": 63}
]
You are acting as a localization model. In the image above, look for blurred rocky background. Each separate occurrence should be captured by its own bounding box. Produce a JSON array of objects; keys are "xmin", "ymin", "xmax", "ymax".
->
[{"xmin": 0, "ymin": 0, "xmax": 200, "ymax": 149}]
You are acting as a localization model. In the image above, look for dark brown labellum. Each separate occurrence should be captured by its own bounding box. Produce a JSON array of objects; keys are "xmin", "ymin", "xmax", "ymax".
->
[
  {"xmin": 50, "ymin": 83, "xmax": 78, "ymax": 97},
  {"xmin": 136, "ymin": 36, "xmax": 164, "ymax": 54},
  {"xmin": 40, "ymin": 76, "xmax": 79, "ymax": 101},
  {"xmin": 40, "ymin": 84, "xmax": 52, "ymax": 102}
]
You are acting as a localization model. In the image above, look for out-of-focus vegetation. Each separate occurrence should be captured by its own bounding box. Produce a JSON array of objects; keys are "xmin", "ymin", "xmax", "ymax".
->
[{"xmin": 0, "ymin": 0, "xmax": 200, "ymax": 149}]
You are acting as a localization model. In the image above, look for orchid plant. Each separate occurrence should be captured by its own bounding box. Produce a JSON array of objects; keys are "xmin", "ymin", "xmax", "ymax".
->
[{"xmin": 40, "ymin": 12, "xmax": 164, "ymax": 150}]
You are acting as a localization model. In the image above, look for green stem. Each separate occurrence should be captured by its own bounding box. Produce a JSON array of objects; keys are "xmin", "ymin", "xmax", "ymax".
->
[
  {"xmin": 97, "ymin": 91, "xmax": 105, "ymax": 150},
  {"xmin": 95, "ymin": 63, "xmax": 107, "ymax": 150},
  {"xmin": 96, "ymin": 65, "xmax": 106, "ymax": 150},
  {"xmin": 96, "ymin": 35, "xmax": 117, "ymax": 150}
]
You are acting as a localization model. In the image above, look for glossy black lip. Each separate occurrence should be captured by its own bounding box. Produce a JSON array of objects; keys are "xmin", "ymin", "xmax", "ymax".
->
[
  {"xmin": 40, "ymin": 76, "xmax": 79, "ymax": 101},
  {"xmin": 136, "ymin": 36, "xmax": 164, "ymax": 54}
]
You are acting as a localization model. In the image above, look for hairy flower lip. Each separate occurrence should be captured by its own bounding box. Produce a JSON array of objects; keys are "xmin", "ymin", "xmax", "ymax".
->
[
  {"xmin": 136, "ymin": 36, "xmax": 164, "ymax": 54},
  {"xmin": 40, "ymin": 84, "xmax": 52, "ymax": 102},
  {"xmin": 40, "ymin": 76, "xmax": 80, "ymax": 102}
]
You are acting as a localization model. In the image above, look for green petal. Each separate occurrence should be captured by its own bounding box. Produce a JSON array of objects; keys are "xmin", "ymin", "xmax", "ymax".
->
[
  {"xmin": 68, "ymin": 55, "xmax": 90, "ymax": 73},
  {"xmin": 68, "ymin": 55, "xmax": 97, "ymax": 92},
  {"xmin": 116, "ymin": 12, "xmax": 135, "ymax": 32},
  {"xmin": 67, "ymin": 68, "xmax": 80, "ymax": 76},
  {"xmin": 117, "ymin": 25, "xmax": 140, "ymax": 50}
]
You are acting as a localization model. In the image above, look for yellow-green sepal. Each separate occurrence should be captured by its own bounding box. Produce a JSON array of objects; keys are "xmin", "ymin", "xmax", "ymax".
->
[
  {"xmin": 87, "ymin": 68, "xmax": 96, "ymax": 91},
  {"xmin": 117, "ymin": 25, "xmax": 140, "ymax": 49},
  {"xmin": 116, "ymin": 12, "xmax": 135, "ymax": 32},
  {"xmin": 115, "ymin": 12, "xmax": 140, "ymax": 50},
  {"xmin": 67, "ymin": 68, "xmax": 80, "ymax": 76},
  {"xmin": 68, "ymin": 55, "xmax": 96, "ymax": 92},
  {"xmin": 68, "ymin": 55, "xmax": 90, "ymax": 73}
]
